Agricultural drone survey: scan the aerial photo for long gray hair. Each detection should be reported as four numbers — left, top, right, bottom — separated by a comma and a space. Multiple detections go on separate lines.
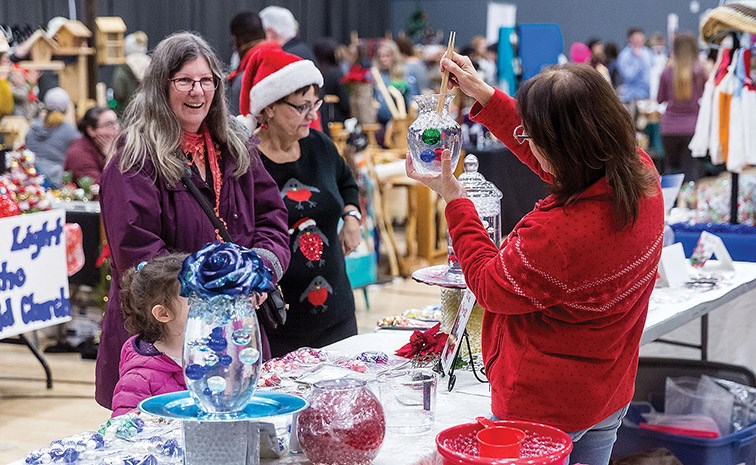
115, 32, 250, 185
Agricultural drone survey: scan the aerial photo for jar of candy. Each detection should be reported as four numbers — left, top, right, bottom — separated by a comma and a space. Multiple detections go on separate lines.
407, 93, 462, 175
297, 378, 386, 465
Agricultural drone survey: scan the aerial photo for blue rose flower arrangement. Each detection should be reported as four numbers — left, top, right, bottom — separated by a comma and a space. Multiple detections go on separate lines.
179, 241, 275, 299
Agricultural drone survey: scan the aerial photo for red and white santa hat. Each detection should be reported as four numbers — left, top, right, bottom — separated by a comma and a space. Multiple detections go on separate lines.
239, 46, 323, 121
289, 217, 316, 235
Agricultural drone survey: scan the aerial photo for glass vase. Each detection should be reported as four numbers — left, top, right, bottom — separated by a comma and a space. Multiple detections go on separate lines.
297, 379, 386, 465
407, 93, 462, 175
183, 295, 263, 416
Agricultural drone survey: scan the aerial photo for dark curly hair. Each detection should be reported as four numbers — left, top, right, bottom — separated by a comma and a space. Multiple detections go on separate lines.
120, 253, 188, 343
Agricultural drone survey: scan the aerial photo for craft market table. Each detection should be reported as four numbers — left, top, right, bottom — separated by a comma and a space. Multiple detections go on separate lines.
10, 262, 756, 465
641, 261, 756, 358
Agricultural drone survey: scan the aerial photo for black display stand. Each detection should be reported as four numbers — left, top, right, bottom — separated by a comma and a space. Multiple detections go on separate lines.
439, 330, 488, 391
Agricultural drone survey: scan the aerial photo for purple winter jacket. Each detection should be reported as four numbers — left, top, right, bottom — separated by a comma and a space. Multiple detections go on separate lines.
96, 142, 290, 410
111, 335, 186, 418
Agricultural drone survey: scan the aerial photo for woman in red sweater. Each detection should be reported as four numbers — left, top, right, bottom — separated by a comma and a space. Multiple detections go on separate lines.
408, 56, 664, 465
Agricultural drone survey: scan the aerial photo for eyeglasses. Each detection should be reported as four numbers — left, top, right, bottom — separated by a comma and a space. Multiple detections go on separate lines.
513, 125, 530, 145
283, 99, 323, 115
98, 120, 119, 129
170, 77, 218, 92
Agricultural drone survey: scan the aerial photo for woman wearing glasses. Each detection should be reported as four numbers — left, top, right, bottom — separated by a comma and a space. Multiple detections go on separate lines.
240, 48, 362, 357
63, 106, 119, 185
96, 32, 290, 411
407, 55, 664, 465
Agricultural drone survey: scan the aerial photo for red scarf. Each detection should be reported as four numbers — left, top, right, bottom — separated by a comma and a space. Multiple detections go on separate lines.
181, 123, 227, 240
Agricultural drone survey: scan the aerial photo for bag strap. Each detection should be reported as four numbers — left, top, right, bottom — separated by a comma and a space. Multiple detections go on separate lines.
181, 163, 232, 243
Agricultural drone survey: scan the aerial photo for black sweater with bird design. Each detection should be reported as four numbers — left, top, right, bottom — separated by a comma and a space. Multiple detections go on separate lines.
261, 130, 360, 354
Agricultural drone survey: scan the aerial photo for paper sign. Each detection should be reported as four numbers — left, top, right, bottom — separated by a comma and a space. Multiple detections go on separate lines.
690, 231, 735, 271
0, 210, 71, 339
657, 242, 689, 288
440, 288, 476, 376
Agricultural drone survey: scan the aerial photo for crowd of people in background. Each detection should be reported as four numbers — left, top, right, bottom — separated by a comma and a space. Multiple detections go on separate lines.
1, 10, 722, 186
1, 11, 745, 460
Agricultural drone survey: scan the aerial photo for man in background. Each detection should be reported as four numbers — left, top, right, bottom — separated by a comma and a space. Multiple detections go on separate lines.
227, 10, 267, 115
259, 6, 318, 67
617, 27, 653, 123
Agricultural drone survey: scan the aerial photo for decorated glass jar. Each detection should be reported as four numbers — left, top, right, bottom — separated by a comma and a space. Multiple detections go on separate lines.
447, 154, 503, 273
179, 241, 275, 416
407, 94, 461, 175
297, 379, 386, 465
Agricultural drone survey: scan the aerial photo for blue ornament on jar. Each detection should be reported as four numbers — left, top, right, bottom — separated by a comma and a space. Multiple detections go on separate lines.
419, 149, 436, 163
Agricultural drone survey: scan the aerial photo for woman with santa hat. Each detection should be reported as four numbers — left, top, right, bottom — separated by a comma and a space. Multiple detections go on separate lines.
240, 47, 362, 357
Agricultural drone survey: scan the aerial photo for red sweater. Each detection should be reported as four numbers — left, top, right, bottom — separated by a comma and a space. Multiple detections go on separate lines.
447, 89, 664, 432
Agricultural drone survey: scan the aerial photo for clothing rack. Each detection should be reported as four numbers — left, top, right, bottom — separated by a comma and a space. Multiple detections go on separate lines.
706, 30, 751, 224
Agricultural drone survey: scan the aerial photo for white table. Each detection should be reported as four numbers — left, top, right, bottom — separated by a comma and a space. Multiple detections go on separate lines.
641, 261, 756, 357
12, 262, 756, 465
267, 331, 491, 465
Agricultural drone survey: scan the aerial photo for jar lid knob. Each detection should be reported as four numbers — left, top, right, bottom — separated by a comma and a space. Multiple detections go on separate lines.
463, 154, 479, 173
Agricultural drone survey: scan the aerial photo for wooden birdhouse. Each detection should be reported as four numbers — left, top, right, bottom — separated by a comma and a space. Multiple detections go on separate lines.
95, 17, 127, 65
53, 20, 92, 55
21, 30, 57, 62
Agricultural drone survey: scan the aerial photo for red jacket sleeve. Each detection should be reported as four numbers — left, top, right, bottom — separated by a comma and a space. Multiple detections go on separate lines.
446, 198, 568, 314
64, 138, 105, 184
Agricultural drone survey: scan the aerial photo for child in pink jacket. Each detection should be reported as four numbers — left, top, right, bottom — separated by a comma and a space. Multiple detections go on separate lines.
111, 253, 189, 417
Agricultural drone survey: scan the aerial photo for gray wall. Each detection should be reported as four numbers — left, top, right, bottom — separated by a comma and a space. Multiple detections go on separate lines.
1, 0, 389, 64
388, 0, 721, 52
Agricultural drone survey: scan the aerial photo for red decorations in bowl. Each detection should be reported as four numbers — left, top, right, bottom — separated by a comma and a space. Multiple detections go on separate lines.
436, 419, 573, 465
297, 378, 385, 465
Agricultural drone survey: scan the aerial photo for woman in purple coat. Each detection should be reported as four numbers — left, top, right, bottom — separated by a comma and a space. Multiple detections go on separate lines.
97, 32, 290, 410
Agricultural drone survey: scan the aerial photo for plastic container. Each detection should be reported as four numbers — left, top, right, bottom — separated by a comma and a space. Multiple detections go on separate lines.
613, 402, 756, 465
670, 223, 756, 262
477, 426, 525, 458
436, 419, 572, 465
664, 376, 734, 436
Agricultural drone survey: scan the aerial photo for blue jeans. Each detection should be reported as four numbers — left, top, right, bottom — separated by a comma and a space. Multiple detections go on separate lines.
567, 404, 629, 465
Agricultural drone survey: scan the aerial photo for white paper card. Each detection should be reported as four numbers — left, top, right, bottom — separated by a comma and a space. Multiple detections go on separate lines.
711, 234, 735, 271
690, 231, 735, 271
440, 288, 476, 377
658, 242, 689, 288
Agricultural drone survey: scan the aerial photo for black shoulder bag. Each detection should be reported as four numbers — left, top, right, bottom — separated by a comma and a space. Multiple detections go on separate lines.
181, 164, 288, 330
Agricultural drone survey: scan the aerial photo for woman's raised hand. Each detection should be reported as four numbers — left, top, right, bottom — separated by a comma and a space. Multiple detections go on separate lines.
440, 52, 495, 106
405, 149, 467, 203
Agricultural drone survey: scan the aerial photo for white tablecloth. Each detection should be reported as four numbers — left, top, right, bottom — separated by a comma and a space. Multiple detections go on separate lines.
13, 263, 756, 465
266, 331, 491, 464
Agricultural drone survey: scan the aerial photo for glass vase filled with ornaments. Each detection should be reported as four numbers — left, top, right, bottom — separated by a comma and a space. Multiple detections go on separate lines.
407, 93, 462, 176
179, 241, 275, 416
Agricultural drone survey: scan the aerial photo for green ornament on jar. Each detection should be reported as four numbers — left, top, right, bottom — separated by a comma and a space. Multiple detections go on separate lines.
421, 128, 442, 145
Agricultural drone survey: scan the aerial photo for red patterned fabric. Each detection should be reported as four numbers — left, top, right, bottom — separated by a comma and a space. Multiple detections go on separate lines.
181, 124, 226, 240
447, 89, 665, 432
